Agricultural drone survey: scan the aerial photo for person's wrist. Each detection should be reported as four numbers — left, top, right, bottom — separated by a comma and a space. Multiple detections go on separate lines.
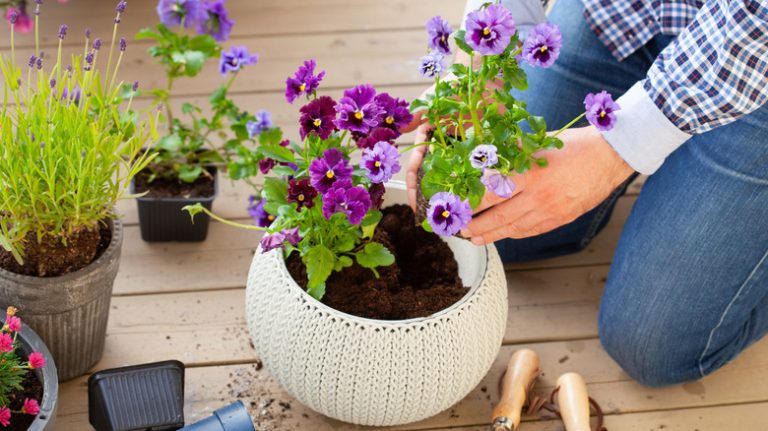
587, 125, 635, 183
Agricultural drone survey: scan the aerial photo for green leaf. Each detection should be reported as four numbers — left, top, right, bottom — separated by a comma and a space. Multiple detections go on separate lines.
172, 50, 207, 77
421, 218, 433, 233
355, 242, 395, 270
335, 233, 357, 253
334, 255, 354, 272
259, 144, 295, 164
468, 177, 486, 209
451, 63, 469, 77
178, 165, 203, 183
157, 134, 182, 152
527, 116, 547, 135
410, 98, 429, 113
503, 63, 528, 91
454, 30, 474, 55
182, 203, 206, 222
209, 85, 228, 106
135, 27, 162, 41
262, 177, 289, 207
305, 245, 335, 299
181, 102, 201, 115
360, 210, 383, 240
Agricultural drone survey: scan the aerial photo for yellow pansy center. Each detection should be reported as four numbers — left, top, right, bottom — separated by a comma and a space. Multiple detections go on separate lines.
354, 111, 364, 120
298, 83, 306, 92
599, 111, 606, 118
385, 116, 395, 125
483, 27, 491, 36
267, 215, 275, 221
374, 161, 382, 167
326, 170, 335, 179
441, 210, 451, 218
297, 194, 305, 202
313, 118, 322, 127
539, 46, 548, 53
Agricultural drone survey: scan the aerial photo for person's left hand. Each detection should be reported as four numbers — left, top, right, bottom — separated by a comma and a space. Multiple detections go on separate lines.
462, 125, 635, 245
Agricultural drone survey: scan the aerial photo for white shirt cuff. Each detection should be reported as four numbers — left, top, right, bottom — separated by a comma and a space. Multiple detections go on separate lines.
462, 0, 546, 36
601, 82, 691, 175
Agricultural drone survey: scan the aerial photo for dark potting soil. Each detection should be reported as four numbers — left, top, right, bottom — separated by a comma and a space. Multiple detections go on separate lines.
133, 168, 215, 199
287, 204, 468, 320
5, 369, 43, 431
0, 222, 111, 277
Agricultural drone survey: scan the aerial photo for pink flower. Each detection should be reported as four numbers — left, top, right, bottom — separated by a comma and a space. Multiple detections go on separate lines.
0, 333, 13, 353
5, 316, 21, 333
5, 7, 33, 33
28, 352, 46, 369
21, 399, 40, 416
0, 407, 9, 427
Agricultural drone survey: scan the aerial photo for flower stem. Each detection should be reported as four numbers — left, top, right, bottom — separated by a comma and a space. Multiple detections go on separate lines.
553, 112, 586, 137
398, 141, 431, 155
185, 205, 266, 231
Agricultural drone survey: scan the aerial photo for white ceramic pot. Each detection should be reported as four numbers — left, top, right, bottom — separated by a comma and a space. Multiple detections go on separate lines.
245, 181, 508, 426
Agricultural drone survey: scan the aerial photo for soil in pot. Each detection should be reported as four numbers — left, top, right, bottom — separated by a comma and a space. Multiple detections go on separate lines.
133, 167, 215, 199
287, 204, 468, 320
0, 222, 112, 277
4, 369, 43, 431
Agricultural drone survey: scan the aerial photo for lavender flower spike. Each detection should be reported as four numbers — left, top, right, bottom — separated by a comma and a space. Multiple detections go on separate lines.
465, 4, 516, 55
427, 192, 472, 236
116, 1, 127, 13
119, 37, 127, 51
132, 80, 139, 91
58, 24, 68, 39
93, 38, 102, 51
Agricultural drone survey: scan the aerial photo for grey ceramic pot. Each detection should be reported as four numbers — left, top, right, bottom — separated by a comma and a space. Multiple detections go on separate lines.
1, 311, 58, 430
0, 220, 122, 381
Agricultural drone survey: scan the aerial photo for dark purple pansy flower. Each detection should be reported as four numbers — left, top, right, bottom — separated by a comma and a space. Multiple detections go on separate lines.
219, 45, 258, 76
361, 141, 401, 184
368, 182, 386, 209
287, 178, 318, 211
356, 127, 398, 150
260, 232, 286, 252
465, 4, 515, 55
285, 59, 325, 103
247, 110, 272, 137
470, 144, 499, 169
283, 227, 301, 246
374, 93, 413, 134
322, 185, 372, 225
584, 91, 620, 131
156, 0, 202, 28
197, 0, 233, 42
299, 96, 337, 140
309, 148, 353, 193
247, 196, 275, 228
419, 51, 444, 78
334, 84, 385, 134
426, 15, 452, 54
481, 169, 516, 198
427, 192, 472, 236
522, 22, 562, 68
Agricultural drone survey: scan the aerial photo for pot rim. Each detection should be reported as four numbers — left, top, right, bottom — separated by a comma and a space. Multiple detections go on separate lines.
1, 311, 58, 428
260, 181, 491, 326
130, 166, 219, 203
0, 218, 123, 285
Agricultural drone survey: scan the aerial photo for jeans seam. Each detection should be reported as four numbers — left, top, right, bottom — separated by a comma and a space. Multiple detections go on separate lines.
697, 247, 768, 377
689, 144, 768, 186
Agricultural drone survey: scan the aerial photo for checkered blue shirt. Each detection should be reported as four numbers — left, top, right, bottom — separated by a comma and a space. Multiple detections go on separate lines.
583, 0, 768, 134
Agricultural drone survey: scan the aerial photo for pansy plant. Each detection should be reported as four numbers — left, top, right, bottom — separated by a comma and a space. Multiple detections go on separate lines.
414, 2, 620, 236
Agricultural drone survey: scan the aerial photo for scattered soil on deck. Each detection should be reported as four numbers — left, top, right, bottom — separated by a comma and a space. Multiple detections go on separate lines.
0, 222, 111, 277
134, 167, 215, 199
287, 204, 468, 320
5, 369, 44, 430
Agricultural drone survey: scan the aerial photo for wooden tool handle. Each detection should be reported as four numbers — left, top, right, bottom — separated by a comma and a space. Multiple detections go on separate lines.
491, 349, 541, 430
556, 372, 592, 431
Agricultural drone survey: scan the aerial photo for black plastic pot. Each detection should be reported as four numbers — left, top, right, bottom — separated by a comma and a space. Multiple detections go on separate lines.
131, 168, 218, 242
88, 360, 185, 431
180, 401, 255, 431
1, 311, 58, 431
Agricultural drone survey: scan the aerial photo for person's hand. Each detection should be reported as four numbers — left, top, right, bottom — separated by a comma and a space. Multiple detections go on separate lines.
462, 126, 635, 245
405, 122, 431, 211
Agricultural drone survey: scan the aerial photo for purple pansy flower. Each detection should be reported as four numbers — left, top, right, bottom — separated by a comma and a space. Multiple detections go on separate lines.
522, 22, 562, 68
374, 93, 413, 134
156, 0, 202, 28
283, 227, 302, 246
465, 4, 516, 55
219, 45, 258, 76
419, 51, 445, 78
334, 84, 385, 134
285, 59, 325, 103
427, 192, 472, 236
470, 144, 499, 169
584, 91, 620, 131
322, 185, 372, 225
309, 148, 353, 193
356, 127, 398, 150
197, 0, 234, 42
260, 232, 286, 252
361, 141, 401, 184
247, 196, 275, 227
247, 110, 272, 137
426, 15, 452, 54
481, 169, 516, 198
299, 96, 337, 140
287, 178, 318, 211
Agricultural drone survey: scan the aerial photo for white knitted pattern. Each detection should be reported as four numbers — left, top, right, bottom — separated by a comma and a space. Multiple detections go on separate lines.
245, 241, 507, 426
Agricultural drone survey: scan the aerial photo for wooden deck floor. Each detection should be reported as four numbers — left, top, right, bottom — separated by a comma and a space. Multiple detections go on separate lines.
6, 0, 768, 429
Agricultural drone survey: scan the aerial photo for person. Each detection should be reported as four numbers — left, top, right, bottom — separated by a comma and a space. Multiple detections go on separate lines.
405, 0, 768, 387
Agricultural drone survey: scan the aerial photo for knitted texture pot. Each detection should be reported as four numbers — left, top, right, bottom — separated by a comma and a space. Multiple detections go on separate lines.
0, 220, 122, 381
245, 182, 507, 426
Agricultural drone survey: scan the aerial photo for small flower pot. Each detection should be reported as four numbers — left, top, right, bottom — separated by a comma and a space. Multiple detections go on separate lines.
180, 401, 255, 431
1, 311, 59, 431
245, 182, 508, 426
131, 167, 218, 243
0, 220, 123, 381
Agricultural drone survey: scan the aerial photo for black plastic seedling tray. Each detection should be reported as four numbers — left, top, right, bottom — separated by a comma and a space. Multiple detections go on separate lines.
88, 360, 185, 431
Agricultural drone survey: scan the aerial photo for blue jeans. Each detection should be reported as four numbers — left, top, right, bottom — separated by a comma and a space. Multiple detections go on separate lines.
499, 0, 768, 386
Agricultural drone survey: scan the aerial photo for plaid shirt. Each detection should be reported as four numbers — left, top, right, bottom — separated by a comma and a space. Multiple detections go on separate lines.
583, 0, 768, 134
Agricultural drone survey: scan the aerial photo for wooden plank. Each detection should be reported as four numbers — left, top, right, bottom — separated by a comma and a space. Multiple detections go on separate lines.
6, 0, 466, 49
57, 338, 768, 430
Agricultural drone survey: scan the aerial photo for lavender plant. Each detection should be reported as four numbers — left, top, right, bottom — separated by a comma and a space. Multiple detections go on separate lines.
136, 0, 266, 185
0, 1, 156, 265
414, 3, 620, 236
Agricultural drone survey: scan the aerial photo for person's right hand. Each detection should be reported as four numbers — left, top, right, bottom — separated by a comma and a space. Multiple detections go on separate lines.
405, 122, 431, 211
